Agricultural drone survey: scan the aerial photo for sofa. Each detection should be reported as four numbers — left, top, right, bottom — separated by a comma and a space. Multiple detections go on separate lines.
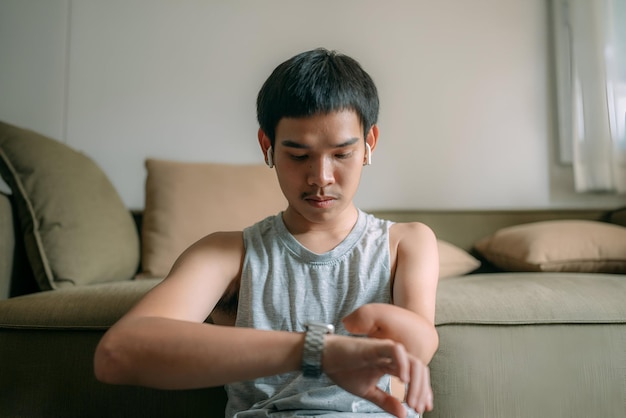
1, 120, 626, 418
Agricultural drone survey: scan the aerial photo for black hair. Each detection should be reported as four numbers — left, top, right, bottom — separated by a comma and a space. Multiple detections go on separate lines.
256, 48, 379, 145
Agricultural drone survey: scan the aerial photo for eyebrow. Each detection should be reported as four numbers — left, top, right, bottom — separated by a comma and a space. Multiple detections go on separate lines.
280, 137, 360, 149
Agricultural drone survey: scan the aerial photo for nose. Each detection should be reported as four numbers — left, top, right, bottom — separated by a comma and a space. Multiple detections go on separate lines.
307, 156, 335, 187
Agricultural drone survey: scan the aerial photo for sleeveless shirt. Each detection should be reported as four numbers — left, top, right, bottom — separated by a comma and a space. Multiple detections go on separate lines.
225, 210, 417, 417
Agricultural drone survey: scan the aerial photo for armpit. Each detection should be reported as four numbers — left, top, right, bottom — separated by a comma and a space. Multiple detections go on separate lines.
210, 277, 239, 325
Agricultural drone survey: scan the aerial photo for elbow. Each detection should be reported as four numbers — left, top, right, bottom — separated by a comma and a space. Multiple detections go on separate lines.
413, 323, 439, 365
426, 327, 439, 364
93, 331, 133, 385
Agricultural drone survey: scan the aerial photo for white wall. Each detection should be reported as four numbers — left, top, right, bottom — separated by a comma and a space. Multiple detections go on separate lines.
0, 0, 68, 139
1, 0, 625, 210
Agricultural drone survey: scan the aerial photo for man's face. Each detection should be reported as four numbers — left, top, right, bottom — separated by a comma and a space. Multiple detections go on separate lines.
270, 109, 373, 226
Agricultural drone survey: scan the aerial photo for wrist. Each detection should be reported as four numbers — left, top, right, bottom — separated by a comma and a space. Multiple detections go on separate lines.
302, 322, 334, 378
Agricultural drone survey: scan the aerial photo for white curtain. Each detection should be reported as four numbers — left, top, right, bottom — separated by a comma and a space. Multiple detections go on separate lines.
553, 0, 626, 194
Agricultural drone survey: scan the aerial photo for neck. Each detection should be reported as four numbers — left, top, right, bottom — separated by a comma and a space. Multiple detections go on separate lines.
281, 205, 359, 253
282, 205, 358, 233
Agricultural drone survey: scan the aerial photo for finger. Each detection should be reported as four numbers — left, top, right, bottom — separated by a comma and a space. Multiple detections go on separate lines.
366, 387, 407, 418
405, 361, 433, 414
424, 367, 434, 411
405, 367, 420, 412
388, 341, 410, 383
369, 341, 409, 383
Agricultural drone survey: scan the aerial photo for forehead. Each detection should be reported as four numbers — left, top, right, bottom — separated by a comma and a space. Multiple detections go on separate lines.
275, 110, 363, 146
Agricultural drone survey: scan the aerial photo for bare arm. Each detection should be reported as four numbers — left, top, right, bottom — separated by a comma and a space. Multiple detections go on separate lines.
343, 222, 439, 362
94, 231, 416, 417
341, 222, 439, 414
95, 231, 305, 388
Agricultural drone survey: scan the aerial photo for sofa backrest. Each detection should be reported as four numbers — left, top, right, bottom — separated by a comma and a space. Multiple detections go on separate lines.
370, 208, 614, 250
2, 186, 624, 299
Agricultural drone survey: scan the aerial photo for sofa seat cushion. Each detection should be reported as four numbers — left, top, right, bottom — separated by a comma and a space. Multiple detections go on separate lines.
4, 273, 624, 331
435, 272, 626, 326
0, 279, 161, 329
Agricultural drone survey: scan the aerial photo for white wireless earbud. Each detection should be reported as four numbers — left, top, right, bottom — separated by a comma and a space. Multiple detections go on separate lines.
266, 146, 274, 168
364, 143, 372, 166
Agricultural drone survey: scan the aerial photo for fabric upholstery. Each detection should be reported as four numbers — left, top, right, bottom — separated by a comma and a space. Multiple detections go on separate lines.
139, 159, 481, 279
429, 272, 626, 417
0, 328, 227, 417
435, 272, 626, 325
474, 220, 626, 273
140, 159, 287, 278
437, 240, 480, 278
0, 279, 161, 328
429, 323, 626, 418
0, 121, 140, 290
371, 209, 609, 250
0, 193, 14, 299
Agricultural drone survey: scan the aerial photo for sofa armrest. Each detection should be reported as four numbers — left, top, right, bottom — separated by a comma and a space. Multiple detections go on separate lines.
0, 193, 13, 299
0, 192, 39, 299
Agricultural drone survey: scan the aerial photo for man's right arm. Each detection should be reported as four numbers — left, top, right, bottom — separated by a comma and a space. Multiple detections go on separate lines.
94, 231, 307, 389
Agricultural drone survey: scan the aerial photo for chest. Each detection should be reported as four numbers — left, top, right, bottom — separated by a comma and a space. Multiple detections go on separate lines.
237, 246, 392, 334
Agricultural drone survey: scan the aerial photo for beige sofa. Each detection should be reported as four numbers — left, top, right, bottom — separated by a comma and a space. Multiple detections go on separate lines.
1, 120, 626, 417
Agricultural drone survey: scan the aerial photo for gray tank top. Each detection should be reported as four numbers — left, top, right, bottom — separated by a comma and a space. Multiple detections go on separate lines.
225, 209, 406, 417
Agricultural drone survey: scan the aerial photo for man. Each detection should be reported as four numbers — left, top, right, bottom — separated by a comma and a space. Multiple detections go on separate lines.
95, 48, 439, 417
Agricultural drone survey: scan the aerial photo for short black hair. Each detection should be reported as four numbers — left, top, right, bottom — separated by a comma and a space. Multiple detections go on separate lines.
257, 48, 379, 145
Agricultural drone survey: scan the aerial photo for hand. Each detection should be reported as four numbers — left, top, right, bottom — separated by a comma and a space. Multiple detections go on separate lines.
341, 304, 435, 415
322, 335, 433, 417
323, 334, 408, 417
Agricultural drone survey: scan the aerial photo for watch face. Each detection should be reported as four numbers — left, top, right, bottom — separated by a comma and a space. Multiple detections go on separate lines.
305, 321, 335, 334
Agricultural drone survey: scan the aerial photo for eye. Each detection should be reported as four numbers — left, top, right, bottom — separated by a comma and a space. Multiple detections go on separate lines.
336, 151, 353, 159
290, 154, 308, 161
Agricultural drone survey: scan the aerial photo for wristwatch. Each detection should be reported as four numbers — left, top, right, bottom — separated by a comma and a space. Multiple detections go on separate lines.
302, 321, 335, 378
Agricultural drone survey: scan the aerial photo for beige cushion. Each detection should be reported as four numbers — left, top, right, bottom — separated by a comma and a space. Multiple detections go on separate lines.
140, 157, 480, 279
0, 121, 140, 290
438, 240, 480, 278
140, 159, 287, 278
474, 220, 626, 273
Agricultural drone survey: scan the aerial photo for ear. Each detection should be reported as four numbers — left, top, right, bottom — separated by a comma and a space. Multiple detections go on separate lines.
258, 129, 273, 165
365, 124, 379, 153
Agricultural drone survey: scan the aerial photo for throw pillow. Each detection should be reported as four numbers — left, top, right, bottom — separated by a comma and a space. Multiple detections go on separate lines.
437, 240, 480, 278
474, 220, 626, 273
0, 121, 140, 290
140, 159, 287, 278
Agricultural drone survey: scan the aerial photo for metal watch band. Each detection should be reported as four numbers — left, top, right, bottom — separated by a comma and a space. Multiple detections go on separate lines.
302, 322, 334, 378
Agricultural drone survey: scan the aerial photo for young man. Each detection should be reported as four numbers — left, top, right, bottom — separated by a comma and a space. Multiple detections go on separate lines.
94, 48, 439, 417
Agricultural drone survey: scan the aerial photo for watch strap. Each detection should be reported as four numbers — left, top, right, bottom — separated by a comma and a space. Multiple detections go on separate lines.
302, 322, 334, 378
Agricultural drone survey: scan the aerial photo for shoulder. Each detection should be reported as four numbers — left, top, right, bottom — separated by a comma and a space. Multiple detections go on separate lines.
167, 230, 245, 288
242, 214, 280, 240
388, 221, 438, 289
388, 222, 439, 319
389, 221, 437, 249
121, 230, 246, 324
179, 230, 245, 260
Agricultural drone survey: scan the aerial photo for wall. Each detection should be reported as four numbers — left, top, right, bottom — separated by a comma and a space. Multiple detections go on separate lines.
1, 0, 625, 211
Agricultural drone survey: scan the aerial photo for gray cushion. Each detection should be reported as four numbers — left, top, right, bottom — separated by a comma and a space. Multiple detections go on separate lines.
0, 121, 139, 290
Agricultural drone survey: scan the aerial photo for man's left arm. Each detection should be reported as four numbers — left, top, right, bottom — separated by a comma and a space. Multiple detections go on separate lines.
342, 222, 439, 364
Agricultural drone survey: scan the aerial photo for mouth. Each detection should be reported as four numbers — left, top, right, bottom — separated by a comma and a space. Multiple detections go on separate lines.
303, 194, 337, 209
